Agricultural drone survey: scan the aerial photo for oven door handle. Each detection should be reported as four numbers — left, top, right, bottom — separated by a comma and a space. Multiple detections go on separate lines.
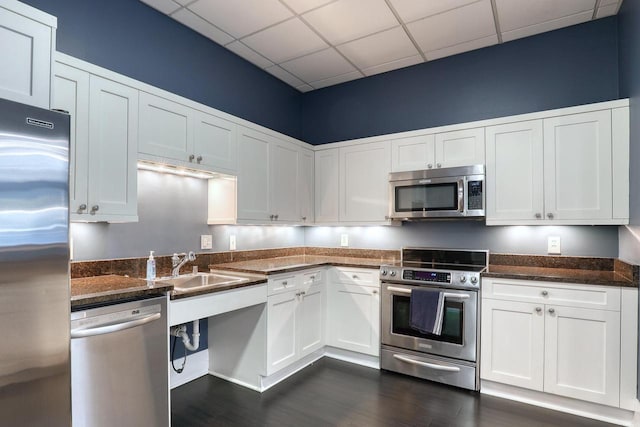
393, 354, 461, 372
386, 286, 471, 300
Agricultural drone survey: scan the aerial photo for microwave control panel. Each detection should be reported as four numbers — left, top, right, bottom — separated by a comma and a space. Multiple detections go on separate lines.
467, 180, 483, 210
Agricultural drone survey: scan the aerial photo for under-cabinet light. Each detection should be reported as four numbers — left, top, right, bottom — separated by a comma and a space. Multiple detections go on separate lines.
137, 160, 233, 180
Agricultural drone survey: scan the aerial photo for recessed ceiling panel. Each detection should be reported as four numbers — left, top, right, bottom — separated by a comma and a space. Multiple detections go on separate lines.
242, 18, 328, 63
281, 48, 357, 83
362, 55, 423, 77
188, 0, 293, 38
337, 26, 419, 70
388, 0, 481, 23
311, 70, 362, 89
225, 41, 274, 69
141, 0, 181, 15
502, 11, 592, 42
496, 0, 596, 32
171, 8, 234, 46
264, 65, 306, 87
426, 35, 498, 61
281, 0, 336, 14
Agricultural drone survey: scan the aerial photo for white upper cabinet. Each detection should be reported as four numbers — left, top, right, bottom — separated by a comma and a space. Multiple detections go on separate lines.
340, 142, 391, 223
391, 128, 484, 172
299, 149, 314, 224
53, 62, 138, 222
0, 0, 55, 109
138, 92, 237, 174
543, 111, 612, 221
314, 148, 340, 223
270, 139, 299, 223
237, 126, 272, 222
486, 108, 626, 225
486, 120, 544, 221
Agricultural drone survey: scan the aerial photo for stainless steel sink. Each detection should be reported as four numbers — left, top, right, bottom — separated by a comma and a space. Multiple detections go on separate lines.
158, 272, 249, 292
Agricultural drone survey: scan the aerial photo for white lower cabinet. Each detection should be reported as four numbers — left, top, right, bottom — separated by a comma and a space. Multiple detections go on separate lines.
481, 278, 622, 407
326, 268, 380, 356
265, 269, 326, 376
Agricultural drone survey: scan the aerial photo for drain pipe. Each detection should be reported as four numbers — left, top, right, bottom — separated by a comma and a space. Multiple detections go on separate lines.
174, 321, 200, 351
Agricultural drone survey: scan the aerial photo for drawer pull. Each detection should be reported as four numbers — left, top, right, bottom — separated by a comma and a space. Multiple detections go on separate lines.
535, 307, 542, 313
352, 275, 358, 279
548, 308, 555, 314
310, 275, 315, 280
282, 281, 288, 286
541, 290, 548, 296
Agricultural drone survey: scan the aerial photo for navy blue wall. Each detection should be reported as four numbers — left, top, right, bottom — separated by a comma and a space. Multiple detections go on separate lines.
22, 0, 303, 140
301, 18, 620, 145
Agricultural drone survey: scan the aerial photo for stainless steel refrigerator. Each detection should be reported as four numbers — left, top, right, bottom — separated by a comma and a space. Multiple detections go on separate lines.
0, 97, 71, 426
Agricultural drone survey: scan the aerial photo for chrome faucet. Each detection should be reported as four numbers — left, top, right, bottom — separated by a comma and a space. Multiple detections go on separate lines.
171, 251, 196, 277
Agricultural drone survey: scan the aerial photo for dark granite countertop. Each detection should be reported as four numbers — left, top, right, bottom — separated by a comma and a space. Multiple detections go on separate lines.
70, 275, 173, 308
484, 254, 638, 288
211, 255, 396, 275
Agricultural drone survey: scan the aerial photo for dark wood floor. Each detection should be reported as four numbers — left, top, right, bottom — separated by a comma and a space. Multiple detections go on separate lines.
171, 358, 613, 427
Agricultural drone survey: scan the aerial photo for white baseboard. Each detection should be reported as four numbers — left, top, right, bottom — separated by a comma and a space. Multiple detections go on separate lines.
170, 350, 209, 389
481, 380, 636, 426
208, 371, 262, 392
259, 350, 325, 392
324, 346, 380, 369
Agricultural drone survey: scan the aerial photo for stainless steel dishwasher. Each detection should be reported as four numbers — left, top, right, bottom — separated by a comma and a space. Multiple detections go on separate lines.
71, 296, 169, 427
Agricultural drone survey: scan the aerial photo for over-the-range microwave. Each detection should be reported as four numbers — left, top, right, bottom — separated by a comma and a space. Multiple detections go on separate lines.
388, 164, 485, 220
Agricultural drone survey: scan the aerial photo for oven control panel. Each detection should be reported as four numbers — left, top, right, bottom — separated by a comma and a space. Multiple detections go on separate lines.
380, 267, 481, 289
402, 269, 450, 283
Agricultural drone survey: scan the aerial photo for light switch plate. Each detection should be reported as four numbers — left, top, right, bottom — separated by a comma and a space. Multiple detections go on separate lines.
200, 234, 213, 250
548, 236, 561, 255
230, 235, 237, 251
341, 234, 349, 247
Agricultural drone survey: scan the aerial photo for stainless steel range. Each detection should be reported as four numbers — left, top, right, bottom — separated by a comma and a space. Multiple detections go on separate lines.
380, 247, 488, 391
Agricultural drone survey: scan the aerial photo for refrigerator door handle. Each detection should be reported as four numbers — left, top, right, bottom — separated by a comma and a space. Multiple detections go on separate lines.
71, 312, 161, 339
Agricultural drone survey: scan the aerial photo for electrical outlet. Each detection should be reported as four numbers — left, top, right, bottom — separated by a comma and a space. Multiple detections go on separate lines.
230, 235, 236, 251
548, 236, 561, 255
341, 234, 349, 247
200, 234, 213, 250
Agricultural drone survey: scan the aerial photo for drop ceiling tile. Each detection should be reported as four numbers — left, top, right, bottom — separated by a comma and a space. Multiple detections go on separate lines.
310, 70, 361, 89
407, 0, 496, 53
501, 11, 592, 42
362, 55, 422, 76
388, 0, 480, 23
174, 0, 194, 5
495, 0, 595, 32
281, 48, 356, 83
303, 0, 398, 45
425, 34, 497, 61
596, 4, 620, 18
225, 41, 274, 69
296, 84, 315, 92
337, 26, 419, 70
265, 65, 306, 86
188, 0, 293, 38
242, 18, 328, 63
140, 0, 181, 15
599, 0, 619, 5
171, 8, 235, 45
282, 0, 336, 14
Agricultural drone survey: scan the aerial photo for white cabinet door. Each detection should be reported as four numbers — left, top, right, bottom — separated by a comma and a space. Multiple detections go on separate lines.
480, 299, 544, 391
138, 92, 192, 161
339, 142, 390, 222
544, 305, 620, 406
53, 63, 90, 220
87, 76, 138, 219
298, 283, 325, 358
266, 291, 298, 376
435, 128, 485, 168
327, 283, 379, 356
391, 134, 435, 172
314, 149, 339, 223
193, 111, 237, 173
270, 140, 299, 223
543, 111, 612, 221
299, 148, 314, 224
0, 3, 54, 108
486, 120, 544, 222
237, 127, 271, 221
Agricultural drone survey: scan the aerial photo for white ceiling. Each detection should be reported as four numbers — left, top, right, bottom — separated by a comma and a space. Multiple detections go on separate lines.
140, 0, 624, 93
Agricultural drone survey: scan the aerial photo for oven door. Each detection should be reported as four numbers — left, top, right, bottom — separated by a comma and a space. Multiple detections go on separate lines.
381, 282, 477, 362
389, 176, 464, 219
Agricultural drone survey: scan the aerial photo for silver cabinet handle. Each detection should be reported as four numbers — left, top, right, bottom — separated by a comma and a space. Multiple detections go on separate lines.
352, 275, 358, 279
436, 163, 442, 168
302, 216, 307, 221
300, 291, 306, 296
427, 163, 433, 169
393, 354, 460, 372
547, 213, 554, 219
78, 204, 87, 213
196, 155, 203, 163
372, 290, 378, 294
310, 275, 315, 280
188, 154, 195, 162
535, 213, 542, 219
269, 214, 274, 220
71, 312, 161, 339
275, 214, 279, 220
295, 292, 301, 297
90, 205, 99, 214
535, 307, 542, 313
541, 290, 548, 296
282, 281, 288, 286
548, 308, 555, 314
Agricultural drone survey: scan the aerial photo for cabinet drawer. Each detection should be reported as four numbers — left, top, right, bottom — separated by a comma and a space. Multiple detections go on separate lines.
331, 267, 379, 287
267, 274, 299, 295
301, 269, 324, 286
482, 278, 620, 311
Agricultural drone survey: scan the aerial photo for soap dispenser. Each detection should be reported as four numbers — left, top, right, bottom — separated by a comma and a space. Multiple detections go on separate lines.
146, 251, 156, 281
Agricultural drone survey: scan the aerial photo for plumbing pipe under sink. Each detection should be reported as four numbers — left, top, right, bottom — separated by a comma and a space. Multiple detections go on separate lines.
173, 320, 200, 352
